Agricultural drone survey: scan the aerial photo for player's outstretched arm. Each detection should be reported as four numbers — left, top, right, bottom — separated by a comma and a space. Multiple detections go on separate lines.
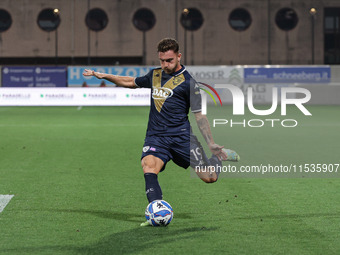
194, 111, 228, 161
82, 69, 137, 88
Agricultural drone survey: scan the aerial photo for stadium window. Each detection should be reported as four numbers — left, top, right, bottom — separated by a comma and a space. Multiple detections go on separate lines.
37, 8, 61, 32
133, 8, 156, 31
324, 8, 340, 64
275, 8, 298, 31
180, 8, 204, 31
228, 8, 252, 31
0, 9, 12, 32
85, 8, 108, 31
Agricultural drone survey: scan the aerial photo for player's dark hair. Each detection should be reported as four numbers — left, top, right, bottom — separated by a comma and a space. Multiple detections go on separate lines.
157, 38, 179, 53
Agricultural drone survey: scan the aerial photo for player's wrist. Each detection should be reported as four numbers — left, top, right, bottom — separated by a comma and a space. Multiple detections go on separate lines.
93, 71, 104, 79
208, 141, 215, 147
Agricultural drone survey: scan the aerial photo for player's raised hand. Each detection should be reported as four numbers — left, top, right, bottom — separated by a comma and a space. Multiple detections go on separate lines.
82, 69, 95, 77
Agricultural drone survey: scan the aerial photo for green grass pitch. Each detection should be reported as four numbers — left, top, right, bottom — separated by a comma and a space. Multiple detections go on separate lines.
0, 105, 339, 254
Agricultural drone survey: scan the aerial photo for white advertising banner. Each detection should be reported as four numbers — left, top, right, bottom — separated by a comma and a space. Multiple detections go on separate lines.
186, 66, 294, 104
0, 88, 150, 106
186, 65, 244, 86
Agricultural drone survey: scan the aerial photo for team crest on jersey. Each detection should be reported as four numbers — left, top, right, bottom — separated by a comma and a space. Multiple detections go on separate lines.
173, 76, 184, 86
152, 87, 173, 100
143, 146, 150, 152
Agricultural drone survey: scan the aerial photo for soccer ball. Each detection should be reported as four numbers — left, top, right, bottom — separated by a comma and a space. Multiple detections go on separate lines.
145, 200, 173, 226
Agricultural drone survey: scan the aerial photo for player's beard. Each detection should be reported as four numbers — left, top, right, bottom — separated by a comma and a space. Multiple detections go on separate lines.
163, 62, 180, 74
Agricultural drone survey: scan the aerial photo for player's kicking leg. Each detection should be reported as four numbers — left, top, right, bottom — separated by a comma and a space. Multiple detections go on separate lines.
201, 148, 240, 182
194, 149, 240, 183
190, 134, 240, 183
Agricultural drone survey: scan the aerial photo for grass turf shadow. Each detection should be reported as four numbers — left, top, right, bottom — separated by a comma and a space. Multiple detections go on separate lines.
19, 208, 193, 223
49, 208, 193, 223
0, 226, 219, 255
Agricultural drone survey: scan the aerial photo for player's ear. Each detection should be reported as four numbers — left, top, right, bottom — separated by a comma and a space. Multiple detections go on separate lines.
177, 53, 182, 61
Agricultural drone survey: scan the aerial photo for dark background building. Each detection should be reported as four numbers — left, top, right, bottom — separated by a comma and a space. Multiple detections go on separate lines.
0, 0, 339, 66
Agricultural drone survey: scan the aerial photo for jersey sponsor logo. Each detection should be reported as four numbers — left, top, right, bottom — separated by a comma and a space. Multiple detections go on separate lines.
152, 87, 173, 100
143, 146, 150, 152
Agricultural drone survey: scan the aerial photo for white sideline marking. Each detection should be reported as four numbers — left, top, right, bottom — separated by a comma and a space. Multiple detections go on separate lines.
0, 195, 14, 213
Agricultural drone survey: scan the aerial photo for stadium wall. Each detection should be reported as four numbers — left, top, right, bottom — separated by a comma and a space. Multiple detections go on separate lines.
0, 0, 340, 65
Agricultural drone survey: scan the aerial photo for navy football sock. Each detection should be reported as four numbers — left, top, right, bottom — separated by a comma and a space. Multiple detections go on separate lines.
144, 173, 163, 203
209, 154, 222, 178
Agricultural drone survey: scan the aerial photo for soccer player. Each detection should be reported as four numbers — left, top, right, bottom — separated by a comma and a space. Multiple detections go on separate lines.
83, 38, 240, 226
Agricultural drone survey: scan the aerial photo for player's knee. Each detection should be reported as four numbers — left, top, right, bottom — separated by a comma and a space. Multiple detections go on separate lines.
141, 157, 158, 173
201, 177, 217, 183
142, 160, 154, 172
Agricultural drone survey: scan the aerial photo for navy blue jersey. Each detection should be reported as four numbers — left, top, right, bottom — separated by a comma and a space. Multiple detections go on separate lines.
135, 65, 201, 136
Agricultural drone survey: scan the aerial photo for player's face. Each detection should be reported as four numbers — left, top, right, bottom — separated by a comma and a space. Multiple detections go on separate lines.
159, 50, 182, 74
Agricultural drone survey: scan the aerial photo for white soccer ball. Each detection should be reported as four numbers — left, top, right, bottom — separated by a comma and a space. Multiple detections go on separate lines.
145, 200, 173, 226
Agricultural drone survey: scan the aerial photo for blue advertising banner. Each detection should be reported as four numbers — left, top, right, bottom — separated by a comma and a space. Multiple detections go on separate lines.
244, 67, 331, 84
2, 67, 34, 87
68, 66, 155, 86
1, 66, 67, 87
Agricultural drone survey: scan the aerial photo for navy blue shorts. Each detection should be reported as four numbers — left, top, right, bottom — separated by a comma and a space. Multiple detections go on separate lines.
141, 134, 210, 171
